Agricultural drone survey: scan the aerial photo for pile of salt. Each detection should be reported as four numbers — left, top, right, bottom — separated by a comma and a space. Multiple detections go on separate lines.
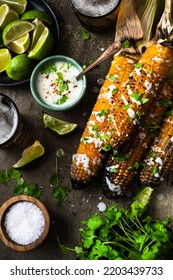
4, 201, 45, 246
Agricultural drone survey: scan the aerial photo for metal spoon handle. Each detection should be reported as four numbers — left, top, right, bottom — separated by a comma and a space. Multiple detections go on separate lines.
76, 41, 121, 80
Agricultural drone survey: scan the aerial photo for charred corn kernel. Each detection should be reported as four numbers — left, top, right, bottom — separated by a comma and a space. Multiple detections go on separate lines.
70, 56, 136, 188
98, 43, 173, 152
102, 81, 173, 198
140, 113, 173, 186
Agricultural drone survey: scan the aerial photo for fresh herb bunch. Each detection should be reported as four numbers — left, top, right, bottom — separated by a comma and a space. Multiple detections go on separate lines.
59, 187, 173, 260
0, 168, 42, 198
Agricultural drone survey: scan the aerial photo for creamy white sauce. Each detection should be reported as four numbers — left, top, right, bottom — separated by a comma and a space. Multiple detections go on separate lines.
36, 61, 83, 108
105, 176, 122, 194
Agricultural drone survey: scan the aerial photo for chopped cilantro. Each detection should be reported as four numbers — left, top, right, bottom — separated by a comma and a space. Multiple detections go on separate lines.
152, 166, 158, 175
81, 137, 91, 142
128, 161, 141, 170
97, 108, 108, 117
133, 63, 144, 69
124, 104, 130, 110
121, 39, 130, 49
112, 87, 118, 95
147, 68, 153, 74
56, 95, 68, 105
109, 74, 117, 81
41, 62, 57, 74
130, 92, 149, 105
108, 115, 114, 121
149, 152, 156, 158
102, 143, 111, 151
79, 30, 90, 40
55, 72, 69, 95
110, 167, 118, 173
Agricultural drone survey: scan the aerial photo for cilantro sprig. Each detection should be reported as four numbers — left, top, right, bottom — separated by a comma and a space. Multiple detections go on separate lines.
50, 149, 69, 206
0, 168, 42, 198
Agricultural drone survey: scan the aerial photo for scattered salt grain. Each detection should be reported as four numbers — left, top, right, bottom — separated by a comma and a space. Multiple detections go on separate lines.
97, 78, 104, 86
93, 86, 99, 94
4, 201, 45, 246
156, 193, 164, 201
97, 202, 107, 212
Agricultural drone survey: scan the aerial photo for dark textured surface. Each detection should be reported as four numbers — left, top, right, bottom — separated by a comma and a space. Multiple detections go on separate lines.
0, 0, 173, 260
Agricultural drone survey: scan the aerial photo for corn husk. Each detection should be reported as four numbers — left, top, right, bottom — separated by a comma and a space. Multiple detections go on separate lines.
135, 0, 165, 52
155, 0, 173, 43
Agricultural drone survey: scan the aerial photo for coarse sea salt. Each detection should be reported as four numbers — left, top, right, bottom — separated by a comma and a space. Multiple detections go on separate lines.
4, 201, 45, 246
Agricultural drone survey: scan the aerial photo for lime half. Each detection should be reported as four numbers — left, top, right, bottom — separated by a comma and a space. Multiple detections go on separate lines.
43, 113, 78, 135
13, 140, 45, 168
6, 54, 36, 80
2, 20, 35, 46
21, 9, 53, 25
0, 48, 11, 73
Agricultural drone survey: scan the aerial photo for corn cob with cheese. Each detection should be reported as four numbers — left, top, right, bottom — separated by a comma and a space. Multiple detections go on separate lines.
102, 81, 173, 198
140, 112, 173, 187
98, 43, 173, 152
70, 56, 136, 188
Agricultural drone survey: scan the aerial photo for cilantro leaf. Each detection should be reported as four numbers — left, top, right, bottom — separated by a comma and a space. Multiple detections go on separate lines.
0, 170, 10, 184
0, 168, 42, 198
42, 62, 57, 74
79, 30, 90, 40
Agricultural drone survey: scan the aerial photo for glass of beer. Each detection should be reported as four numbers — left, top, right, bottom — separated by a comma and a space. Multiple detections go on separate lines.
69, 0, 120, 32
0, 93, 22, 148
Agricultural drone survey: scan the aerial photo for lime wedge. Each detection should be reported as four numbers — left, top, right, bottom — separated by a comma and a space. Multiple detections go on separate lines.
43, 113, 78, 135
2, 20, 35, 46
8, 33, 30, 54
28, 26, 54, 61
13, 140, 45, 169
30, 19, 45, 50
21, 9, 53, 25
0, 0, 27, 15
131, 187, 154, 217
0, 4, 19, 30
0, 48, 11, 73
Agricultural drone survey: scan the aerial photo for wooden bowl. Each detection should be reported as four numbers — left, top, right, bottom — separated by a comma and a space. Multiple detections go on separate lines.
0, 195, 50, 251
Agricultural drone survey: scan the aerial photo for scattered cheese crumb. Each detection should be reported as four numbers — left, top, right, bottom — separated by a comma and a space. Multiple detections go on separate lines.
97, 202, 107, 212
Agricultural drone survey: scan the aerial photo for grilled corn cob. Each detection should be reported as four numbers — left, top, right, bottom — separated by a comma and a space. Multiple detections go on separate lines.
70, 56, 136, 188
140, 112, 173, 186
102, 81, 173, 198
98, 43, 173, 152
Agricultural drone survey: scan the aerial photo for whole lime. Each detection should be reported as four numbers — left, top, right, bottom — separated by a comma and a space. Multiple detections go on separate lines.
6, 54, 36, 80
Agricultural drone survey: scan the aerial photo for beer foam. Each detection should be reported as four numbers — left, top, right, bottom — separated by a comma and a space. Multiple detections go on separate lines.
71, 0, 119, 17
0, 95, 18, 145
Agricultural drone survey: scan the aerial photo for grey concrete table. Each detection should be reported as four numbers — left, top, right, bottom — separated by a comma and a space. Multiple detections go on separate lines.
0, 0, 173, 260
